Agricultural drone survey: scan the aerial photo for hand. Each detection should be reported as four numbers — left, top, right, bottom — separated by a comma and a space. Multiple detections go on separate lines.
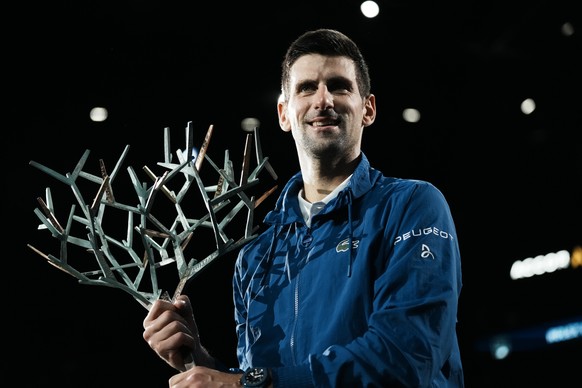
169, 366, 242, 388
143, 294, 199, 372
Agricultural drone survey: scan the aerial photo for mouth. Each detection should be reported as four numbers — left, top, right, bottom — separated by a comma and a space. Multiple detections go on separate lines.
308, 117, 340, 128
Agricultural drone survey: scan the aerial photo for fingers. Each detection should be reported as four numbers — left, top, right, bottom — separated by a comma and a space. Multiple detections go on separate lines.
144, 298, 174, 326
143, 296, 192, 332
143, 297, 197, 371
169, 366, 243, 387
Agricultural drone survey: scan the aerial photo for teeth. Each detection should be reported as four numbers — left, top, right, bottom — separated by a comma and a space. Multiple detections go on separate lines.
312, 121, 333, 127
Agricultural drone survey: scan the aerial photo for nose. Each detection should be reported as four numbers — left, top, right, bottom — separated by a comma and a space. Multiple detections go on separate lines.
313, 85, 333, 110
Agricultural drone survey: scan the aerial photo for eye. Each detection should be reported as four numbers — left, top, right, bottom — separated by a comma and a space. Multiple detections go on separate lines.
327, 78, 353, 94
297, 81, 317, 94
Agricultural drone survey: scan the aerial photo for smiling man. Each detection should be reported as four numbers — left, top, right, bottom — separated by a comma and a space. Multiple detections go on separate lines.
144, 28, 465, 388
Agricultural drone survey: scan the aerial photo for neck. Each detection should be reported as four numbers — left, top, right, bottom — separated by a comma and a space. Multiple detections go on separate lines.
299, 153, 360, 203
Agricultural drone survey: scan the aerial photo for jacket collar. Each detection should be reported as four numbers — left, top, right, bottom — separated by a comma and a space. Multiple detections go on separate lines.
264, 152, 379, 226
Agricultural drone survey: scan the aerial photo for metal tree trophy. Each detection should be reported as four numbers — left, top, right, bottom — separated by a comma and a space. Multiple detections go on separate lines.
27, 121, 278, 313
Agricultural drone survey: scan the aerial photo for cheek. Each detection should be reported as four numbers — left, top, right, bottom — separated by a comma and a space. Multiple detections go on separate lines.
285, 105, 302, 125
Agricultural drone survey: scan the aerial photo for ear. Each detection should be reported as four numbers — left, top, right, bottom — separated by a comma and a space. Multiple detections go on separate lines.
277, 97, 292, 132
362, 94, 376, 127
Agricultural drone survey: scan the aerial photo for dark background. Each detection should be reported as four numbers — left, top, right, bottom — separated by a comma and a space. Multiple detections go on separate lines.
9, 1, 581, 387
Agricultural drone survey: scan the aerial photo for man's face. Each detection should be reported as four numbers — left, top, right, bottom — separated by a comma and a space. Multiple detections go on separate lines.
278, 54, 375, 160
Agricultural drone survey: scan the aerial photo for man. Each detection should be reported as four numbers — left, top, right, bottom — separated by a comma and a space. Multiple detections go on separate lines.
143, 28, 465, 387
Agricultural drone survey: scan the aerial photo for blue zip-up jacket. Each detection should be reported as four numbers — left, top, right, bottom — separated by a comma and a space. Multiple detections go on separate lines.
233, 153, 464, 387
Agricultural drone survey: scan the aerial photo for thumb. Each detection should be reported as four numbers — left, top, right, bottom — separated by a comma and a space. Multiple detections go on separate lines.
173, 294, 199, 370
173, 294, 199, 336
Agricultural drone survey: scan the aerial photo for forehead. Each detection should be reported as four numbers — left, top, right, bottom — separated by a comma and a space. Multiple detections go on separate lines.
289, 54, 357, 84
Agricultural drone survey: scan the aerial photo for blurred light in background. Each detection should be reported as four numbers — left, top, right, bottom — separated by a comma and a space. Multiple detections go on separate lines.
360, 1, 380, 18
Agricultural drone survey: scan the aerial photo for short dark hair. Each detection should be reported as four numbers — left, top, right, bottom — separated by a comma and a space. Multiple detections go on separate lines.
280, 29, 371, 101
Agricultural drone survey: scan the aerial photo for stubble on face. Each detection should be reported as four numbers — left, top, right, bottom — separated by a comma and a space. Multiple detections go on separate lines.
286, 55, 366, 163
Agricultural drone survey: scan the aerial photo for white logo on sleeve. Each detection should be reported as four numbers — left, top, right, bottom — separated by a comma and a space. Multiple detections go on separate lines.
421, 244, 435, 260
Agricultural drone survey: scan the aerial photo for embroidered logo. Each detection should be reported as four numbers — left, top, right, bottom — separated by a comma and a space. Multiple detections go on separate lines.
336, 238, 360, 253
393, 226, 454, 245
421, 244, 435, 260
